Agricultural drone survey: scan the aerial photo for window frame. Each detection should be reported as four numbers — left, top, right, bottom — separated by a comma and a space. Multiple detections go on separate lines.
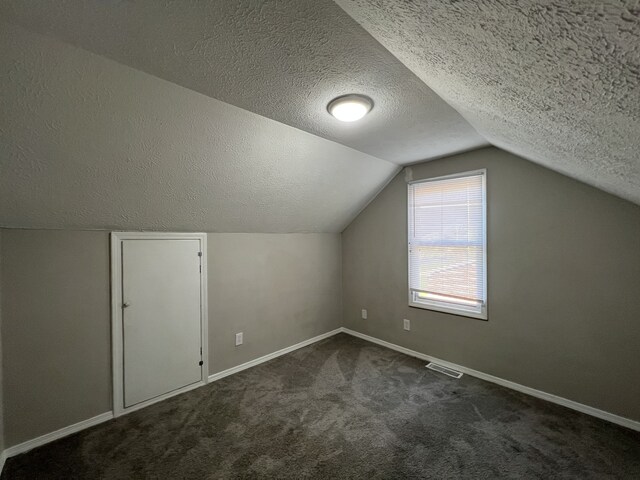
407, 169, 488, 320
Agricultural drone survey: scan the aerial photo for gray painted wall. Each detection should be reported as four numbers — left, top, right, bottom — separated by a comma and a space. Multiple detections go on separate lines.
208, 234, 342, 373
1, 230, 112, 448
0, 230, 341, 447
342, 147, 640, 421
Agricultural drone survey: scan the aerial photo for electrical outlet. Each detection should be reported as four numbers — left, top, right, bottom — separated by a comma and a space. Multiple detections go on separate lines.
235, 332, 243, 346
403, 319, 410, 331
361, 309, 368, 320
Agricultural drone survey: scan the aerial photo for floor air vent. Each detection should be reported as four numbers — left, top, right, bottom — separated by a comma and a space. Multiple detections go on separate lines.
426, 362, 463, 379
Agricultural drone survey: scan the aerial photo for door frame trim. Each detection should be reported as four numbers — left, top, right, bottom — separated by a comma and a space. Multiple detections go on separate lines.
110, 231, 209, 417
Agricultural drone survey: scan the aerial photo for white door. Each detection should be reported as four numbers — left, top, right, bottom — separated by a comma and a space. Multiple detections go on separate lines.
121, 239, 203, 408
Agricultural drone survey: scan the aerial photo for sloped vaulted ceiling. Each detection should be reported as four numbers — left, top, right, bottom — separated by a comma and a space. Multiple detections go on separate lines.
0, 22, 398, 232
1, 0, 638, 233
0, 0, 486, 232
336, 0, 640, 205
0, 0, 486, 163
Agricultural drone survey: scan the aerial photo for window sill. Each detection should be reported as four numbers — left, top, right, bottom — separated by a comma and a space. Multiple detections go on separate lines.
408, 300, 488, 321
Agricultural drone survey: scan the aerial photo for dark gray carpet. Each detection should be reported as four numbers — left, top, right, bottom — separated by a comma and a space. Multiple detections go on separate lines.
3, 333, 640, 479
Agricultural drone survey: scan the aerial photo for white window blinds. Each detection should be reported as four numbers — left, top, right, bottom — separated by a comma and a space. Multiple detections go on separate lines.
408, 170, 487, 319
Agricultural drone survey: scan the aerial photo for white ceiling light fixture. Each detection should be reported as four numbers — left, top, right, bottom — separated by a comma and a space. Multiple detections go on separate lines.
328, 94, 373, 122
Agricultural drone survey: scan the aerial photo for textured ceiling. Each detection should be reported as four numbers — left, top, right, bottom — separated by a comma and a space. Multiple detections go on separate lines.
336, 0, 640, 205
0, 0, 486, 164
2, 1, 636, 235
0, 23, 398, 232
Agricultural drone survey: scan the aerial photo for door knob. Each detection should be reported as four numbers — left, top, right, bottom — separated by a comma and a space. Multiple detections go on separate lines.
122, 302, 131, 308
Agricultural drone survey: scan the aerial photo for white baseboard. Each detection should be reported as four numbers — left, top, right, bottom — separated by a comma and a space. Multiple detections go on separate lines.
342, 328, 640, 432
208, 328, 343, 383
4, 411, 114, 459
0, 450, 6, 475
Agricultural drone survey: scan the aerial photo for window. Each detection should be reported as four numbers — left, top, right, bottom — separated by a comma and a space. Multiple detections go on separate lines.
408, 170, 487, 319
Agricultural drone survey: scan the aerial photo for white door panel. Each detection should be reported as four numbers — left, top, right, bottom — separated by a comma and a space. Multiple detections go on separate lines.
122, 239, 202, 407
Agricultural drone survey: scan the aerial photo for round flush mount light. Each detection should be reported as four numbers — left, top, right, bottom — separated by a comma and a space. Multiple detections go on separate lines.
327, 94, 373, 122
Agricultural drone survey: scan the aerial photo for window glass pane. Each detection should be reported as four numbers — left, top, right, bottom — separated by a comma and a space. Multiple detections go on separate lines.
408, 171, 486, 317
